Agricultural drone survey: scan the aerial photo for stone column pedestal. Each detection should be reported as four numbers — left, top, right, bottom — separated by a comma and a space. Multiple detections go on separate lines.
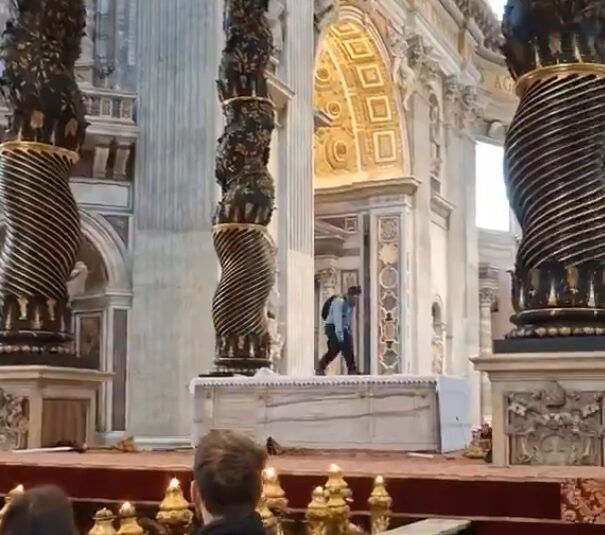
0, 366, 111, 450
473, 351, 605, 466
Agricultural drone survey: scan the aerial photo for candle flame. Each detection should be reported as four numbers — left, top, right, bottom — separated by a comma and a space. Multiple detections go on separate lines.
168, 478, 180, 491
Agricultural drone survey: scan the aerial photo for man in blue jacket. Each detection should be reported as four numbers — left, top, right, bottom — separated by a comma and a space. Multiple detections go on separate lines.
315, 286, 362, 375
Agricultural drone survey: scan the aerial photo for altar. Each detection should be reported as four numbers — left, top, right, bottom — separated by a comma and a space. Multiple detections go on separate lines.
190, 375, 471, 452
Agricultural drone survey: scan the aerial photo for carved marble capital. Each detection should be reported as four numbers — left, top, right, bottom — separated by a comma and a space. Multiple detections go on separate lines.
316, 266, 339, 290
314, 0, 339, 45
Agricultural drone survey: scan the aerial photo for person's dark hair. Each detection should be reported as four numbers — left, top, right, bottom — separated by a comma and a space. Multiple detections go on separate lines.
0, 485, 77, 535
193, 430, 267, 516
347, 286, 362, 296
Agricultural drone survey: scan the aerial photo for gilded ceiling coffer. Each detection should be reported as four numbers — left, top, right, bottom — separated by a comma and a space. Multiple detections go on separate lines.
0, 1, 88, 364
212, 0, 276, 374
502, 0, 605, 339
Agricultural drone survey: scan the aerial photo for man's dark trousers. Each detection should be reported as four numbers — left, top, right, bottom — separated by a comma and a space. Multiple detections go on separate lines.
316, 324, 358, 374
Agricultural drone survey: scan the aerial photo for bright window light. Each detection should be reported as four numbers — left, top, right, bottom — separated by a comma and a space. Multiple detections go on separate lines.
476, 142, 510, 232
487, 0, 507, 19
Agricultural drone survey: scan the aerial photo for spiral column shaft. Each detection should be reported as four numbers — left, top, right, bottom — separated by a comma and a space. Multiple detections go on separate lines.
0, 0, 88, 365
211, 0, 276, 374
505, 66, 605, 337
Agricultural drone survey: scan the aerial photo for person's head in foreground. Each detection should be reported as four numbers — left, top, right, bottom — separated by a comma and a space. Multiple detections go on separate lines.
192, 430, 267, 533
0, 485, 77, 535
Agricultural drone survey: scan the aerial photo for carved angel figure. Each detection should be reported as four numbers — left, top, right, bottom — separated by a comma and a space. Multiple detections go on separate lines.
265, 0, 286, 56
388, 27, 415, 110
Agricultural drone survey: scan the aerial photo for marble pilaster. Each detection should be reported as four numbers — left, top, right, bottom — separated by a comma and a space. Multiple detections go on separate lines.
478, 266, 498, 423
410, 92, 434, 374
368, 196, 414, 375
315, 261, 341, 375
128, 0, 223, 438
277, 0, 316, 376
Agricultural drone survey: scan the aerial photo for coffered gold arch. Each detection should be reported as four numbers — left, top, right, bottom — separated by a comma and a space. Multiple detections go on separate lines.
314, 19, 407, 189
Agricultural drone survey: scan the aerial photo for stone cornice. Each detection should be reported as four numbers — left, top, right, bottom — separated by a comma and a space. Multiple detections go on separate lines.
267, 72, 294, 111
315, 176, 420, 204
431, 190, 455, 219
190, 374, 438, 390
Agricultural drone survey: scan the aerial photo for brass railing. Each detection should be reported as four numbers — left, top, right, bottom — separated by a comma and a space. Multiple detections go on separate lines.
0, 464, 392, 535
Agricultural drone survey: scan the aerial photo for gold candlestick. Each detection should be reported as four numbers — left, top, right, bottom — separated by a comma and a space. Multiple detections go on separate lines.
156, 478, 194, 535
117, 502, 143, 535
367, 476, 392, 534
88, 508, 117, 535
0, 485, 24, 524
305, 486, 328, 535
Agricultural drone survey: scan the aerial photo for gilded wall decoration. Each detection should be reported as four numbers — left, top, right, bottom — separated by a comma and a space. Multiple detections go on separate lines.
377, 215, 401, 374
561, 479, 605, 524
506, 382, 603, 466
314, 19, 405, 184
0, 388, 28, 451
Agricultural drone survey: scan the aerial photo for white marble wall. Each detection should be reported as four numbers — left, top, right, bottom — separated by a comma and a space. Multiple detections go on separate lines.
128, 0, 223, 437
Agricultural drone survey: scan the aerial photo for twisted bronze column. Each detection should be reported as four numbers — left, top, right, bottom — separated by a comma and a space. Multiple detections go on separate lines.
0, 0, 88, 364
212, 0, 276, 374
502, 0, 605, 339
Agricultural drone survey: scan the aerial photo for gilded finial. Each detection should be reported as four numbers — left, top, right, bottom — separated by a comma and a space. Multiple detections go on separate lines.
117, 502, 143, 535
368, 476, 392, 534
325, 464, 351, 501
262, 467, 288, 511
0, 485, 24, 524
257, 496, 278, 535
156, 478, 193, 534
88, 508, 117, 535
306, 487, 328, 535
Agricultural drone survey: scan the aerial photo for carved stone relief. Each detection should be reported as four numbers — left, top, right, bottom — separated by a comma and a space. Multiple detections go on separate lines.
506, 382, 603, 466
377, 215, 401, 374
0, 389, 29, 451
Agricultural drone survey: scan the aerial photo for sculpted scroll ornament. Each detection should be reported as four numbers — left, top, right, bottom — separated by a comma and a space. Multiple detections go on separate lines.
0, 389, 28, 450
314, 0, 339, 39
506, 382, 603, 466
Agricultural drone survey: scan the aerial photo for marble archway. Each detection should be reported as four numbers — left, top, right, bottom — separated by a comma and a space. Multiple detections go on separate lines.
313, 12, 410, 374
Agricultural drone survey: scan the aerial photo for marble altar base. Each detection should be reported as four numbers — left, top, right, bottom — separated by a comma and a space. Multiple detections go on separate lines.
0, 366, 112, 450
473, 351, 605, 467
190, 375, 471, 452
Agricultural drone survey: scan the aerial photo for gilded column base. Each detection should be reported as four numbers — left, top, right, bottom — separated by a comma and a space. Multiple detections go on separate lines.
509, 261, 605, 339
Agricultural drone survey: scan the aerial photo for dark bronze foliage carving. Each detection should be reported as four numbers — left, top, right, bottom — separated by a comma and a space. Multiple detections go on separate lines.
212, 0, 276, 373
0, 0, 90, 366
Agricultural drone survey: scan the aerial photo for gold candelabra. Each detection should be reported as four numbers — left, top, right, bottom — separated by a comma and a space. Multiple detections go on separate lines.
156, 478, 194, 535
367, 476, 392, 534
117, 502, 144, 535
324, 465, 353, 535
88, 508, 118, 535
0, 484, 24, 524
